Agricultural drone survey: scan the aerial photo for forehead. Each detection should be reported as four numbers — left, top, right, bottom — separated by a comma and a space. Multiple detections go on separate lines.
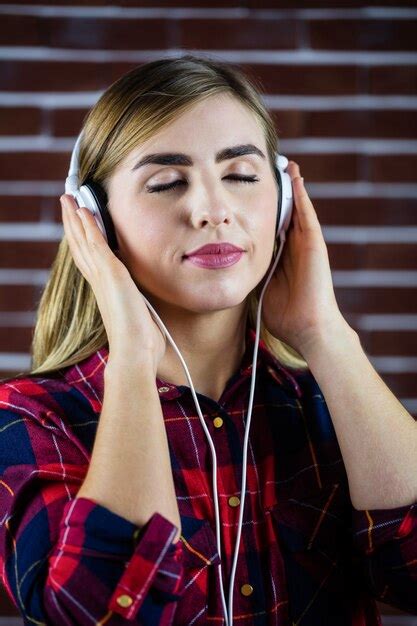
126, 94, 265, 166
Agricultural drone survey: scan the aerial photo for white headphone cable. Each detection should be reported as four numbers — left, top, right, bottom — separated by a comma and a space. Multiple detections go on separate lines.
138, 230, 286, 626
226, 230, 286, 625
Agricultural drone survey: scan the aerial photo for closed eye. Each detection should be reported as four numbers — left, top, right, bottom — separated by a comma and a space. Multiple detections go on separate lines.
146, 174, 259, 194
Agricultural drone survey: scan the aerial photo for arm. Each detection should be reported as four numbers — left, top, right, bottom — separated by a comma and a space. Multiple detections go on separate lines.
78, 355, 182, 541
302, 318, 417, 511
0, 371, 184, 626
302, 319, 417, 613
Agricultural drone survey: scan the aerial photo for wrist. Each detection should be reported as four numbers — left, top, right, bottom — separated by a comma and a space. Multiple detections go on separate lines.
300, 317, 359, 365
104, 352, 158, 381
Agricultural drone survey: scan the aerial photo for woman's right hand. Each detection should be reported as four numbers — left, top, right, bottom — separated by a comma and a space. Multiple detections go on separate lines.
60, 193, 167, 372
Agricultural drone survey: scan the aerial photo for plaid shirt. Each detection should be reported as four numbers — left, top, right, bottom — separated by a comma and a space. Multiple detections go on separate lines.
0, 325, 416, 625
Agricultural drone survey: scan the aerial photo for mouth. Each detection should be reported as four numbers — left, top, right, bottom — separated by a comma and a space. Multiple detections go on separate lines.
183, 242, 245, 257
183, 251, 245, 269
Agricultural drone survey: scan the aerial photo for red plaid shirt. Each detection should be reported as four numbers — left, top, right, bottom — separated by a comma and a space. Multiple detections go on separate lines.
0, 324, 416, 625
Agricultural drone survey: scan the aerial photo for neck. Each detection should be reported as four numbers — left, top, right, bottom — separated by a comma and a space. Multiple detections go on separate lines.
153, 299, 250, 403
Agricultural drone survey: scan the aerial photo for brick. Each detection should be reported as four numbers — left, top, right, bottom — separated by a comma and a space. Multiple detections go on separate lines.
0, 106, 42, 135
328, 243, 417, 270
0, 326, 33, 352
0, 60, 136, 91
0, 14, 41, 46
0, 0, 120, 4
0, 151, 70, 180
315, 197, 417, 227
49, 108, 90, 136
301, 110, 417, 139
272, 109, 304, 138
0, 196, 57, 222
362, 330, 417, 357
369, 154, 417, 183
336, 286, 417, 314
119, 0, 247, 5
180, 18, 297, 50
310, 19, 417, 51
5, 0, 417, 5
244, 63, 360, 95
0, 285, 37, 311
0, 60, 361, 94
365, 243, 417, 270
370, 65, 417, 95
247, 0, 417, 6
45, 16, 170, 50
0, 242, 59, 268
379, 372, 417, 398
289, 153, 358, 181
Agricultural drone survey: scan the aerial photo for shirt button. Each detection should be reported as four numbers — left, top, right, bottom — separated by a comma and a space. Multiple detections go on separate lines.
228, 496, 240, 507
116, 594, 133, 608
240, 583, 254, 596
158, 386, 170, 393
213, 416, 223, 428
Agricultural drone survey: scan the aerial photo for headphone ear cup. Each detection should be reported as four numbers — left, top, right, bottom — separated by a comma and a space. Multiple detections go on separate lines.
80, 180, 119, 253
274, 155, 293, 237
274, 164, 281, 240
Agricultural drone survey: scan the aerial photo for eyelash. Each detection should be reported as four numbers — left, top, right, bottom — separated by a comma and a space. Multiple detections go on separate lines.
146, 174, 259, 194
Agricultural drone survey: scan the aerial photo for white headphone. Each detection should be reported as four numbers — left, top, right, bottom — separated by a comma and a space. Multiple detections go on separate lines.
65, 131, 293, 625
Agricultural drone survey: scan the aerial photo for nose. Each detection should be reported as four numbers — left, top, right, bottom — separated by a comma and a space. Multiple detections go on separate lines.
194, 211, 231, 229
189, 193, 233, 229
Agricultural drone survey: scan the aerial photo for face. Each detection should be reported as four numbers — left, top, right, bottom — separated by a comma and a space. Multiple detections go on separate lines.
106, 93, 278, 315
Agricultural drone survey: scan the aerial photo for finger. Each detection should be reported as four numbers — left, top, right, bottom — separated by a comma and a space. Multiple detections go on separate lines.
73, 203, 118, 265
60, 195, 92, 277
287, 162, 320, 231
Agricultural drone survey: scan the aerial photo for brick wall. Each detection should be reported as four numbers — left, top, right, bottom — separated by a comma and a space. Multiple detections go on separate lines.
0, 0, 416, 621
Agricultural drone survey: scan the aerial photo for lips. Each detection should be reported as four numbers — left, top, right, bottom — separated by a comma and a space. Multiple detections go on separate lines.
185, 251, 244, 269
184, 242, 244, 257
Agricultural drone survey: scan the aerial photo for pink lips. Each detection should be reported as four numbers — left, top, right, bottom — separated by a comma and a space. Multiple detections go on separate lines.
183, 242, 245, 269
185, 251, 244, 269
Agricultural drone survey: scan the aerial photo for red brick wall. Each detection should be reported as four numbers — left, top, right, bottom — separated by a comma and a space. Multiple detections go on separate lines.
0, 0, 416, 621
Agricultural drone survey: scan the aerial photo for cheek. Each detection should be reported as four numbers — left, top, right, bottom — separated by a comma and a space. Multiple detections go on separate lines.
251, 197, 279, 267
252, 193, 278, 241
116, 211, 169, 254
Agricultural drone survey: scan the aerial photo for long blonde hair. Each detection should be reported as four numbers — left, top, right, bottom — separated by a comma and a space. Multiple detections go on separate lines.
23, 54, 309, 378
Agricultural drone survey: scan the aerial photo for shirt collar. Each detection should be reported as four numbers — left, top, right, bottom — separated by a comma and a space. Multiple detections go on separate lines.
83, 325, 302, 404
154, 324, 302, 401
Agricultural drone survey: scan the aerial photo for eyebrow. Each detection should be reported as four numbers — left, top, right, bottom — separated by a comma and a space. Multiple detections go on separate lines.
131, 143, 266, 172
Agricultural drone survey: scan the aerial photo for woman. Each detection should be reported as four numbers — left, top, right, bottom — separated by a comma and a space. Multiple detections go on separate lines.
0, 54, 416, 626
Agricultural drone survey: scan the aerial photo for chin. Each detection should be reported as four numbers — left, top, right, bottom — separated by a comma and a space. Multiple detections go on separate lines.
178, 288, 251, 314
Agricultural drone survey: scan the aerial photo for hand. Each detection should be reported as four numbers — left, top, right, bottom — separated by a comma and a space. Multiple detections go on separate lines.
60, 194, 167, 372
260, 161, 351, 359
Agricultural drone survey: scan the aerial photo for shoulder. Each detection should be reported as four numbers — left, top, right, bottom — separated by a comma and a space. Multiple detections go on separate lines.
266, 357, 335, 433
0, 348, 107, 431
263, 349, 319, 403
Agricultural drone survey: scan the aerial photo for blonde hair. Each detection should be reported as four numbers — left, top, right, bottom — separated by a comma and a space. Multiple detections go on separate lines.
19, 54, 309, 379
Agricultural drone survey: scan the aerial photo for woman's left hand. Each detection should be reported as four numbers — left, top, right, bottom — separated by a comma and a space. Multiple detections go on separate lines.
260, 161, 351, 359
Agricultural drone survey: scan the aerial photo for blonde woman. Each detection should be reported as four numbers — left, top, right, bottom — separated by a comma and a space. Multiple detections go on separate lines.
0, 54, 416, 626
